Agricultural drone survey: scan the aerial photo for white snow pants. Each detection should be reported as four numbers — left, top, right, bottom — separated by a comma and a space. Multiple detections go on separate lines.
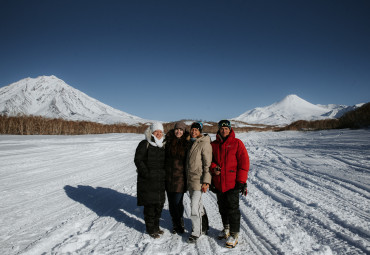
189, 190, 204, 237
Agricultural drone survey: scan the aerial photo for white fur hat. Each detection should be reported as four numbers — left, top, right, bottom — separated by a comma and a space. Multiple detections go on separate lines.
150, 122, 164, 133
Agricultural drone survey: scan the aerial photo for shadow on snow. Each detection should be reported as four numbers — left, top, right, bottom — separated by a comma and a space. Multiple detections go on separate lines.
64, 185, 222, 245
64, 185, 148, 232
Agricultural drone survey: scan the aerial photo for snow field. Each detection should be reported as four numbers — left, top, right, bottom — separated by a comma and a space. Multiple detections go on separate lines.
0, 130, 369, 254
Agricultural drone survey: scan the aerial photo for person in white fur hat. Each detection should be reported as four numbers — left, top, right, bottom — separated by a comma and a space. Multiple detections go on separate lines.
134, 122, 166, 238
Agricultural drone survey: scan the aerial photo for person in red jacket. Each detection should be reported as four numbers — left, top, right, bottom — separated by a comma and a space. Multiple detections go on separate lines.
210, 119, 250, 248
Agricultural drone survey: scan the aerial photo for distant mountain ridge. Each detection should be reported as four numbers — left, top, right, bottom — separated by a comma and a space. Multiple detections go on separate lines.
0, 75, 151, 125
233, 94, 362, 126
1, 76, 363, 126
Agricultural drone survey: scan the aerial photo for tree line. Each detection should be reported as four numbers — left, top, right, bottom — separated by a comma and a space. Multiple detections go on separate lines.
0, 116, 277, 135
0, 115, 149, 135
279, 102, 370, 131
0, 103, 368, 135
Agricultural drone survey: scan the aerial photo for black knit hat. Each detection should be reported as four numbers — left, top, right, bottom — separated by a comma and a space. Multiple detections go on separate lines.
218, 119, 231, 130
190, 122, 203, 133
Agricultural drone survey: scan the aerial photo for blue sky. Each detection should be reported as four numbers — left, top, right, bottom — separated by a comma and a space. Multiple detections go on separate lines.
1, 0, 369, 122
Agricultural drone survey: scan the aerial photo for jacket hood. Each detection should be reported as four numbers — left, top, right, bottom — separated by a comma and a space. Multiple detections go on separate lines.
194, 133, 211, 143
144, 126, 165, 147
144, 126, 153, 142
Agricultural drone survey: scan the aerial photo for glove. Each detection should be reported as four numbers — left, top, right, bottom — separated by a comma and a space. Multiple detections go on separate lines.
235, 182, 247, 196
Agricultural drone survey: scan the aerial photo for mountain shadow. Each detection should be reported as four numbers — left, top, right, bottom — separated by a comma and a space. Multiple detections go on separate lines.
64, 185, 153, 232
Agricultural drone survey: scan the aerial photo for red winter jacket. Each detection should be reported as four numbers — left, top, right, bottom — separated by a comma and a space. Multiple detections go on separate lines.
211, 129, 249, 193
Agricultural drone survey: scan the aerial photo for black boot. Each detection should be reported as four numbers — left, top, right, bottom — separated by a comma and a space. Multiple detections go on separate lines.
187, 235, 198, 243
171, 219, 177, 234
180, 217, 185, 232
172, 218, 185, 234
202, 210, 209, 235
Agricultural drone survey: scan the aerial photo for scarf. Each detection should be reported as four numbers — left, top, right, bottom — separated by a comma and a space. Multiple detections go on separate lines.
191, 134, 203, 142
149, 134, 164, 148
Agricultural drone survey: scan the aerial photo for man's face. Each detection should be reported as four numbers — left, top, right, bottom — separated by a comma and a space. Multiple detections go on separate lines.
190, 128, 200, 138
219, 127, 230, 138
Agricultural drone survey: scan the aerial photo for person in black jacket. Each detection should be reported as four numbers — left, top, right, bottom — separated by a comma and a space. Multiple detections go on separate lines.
164, 121, 190, 234
134, 122, 166, 239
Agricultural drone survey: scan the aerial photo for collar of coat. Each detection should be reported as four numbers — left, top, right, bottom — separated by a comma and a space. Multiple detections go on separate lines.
189, 134, 211, 158
192, 133, 211, 143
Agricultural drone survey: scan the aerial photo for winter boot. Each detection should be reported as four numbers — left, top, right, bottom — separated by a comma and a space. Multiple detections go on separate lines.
177, 217, 185, 233
172, 226, 184, 234
201, 210, 209, 235
149, 233, 161, 239
171, 219, 177, 234
154, 217, 163, 234
226, 232, 239, 248
187, 235, 198, 243
218, 225, 230, 240
180, 217, 185, 228
172, 218, 185, 234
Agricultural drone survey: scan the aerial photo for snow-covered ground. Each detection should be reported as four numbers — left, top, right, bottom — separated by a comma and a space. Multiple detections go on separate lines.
1, 129, 369, 255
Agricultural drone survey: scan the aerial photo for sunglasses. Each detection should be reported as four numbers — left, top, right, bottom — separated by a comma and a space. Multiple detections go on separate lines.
218, 120, 230, 127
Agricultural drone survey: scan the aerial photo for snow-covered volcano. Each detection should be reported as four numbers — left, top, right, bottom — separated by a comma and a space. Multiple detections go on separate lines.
233, 94, 361, 126
0, 75, 152, 125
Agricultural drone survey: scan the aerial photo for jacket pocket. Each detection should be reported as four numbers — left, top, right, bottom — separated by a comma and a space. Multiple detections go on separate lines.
226, 170, 237, 187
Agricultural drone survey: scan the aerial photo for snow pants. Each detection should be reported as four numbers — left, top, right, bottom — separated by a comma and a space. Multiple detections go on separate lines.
216, 188, 240, 233
189, 190, 208, 237
143, 203, 164, 234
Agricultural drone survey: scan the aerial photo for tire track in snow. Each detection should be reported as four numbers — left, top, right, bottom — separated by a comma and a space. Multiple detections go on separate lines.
251, 175, 369, 254
239, 201, 281, 255
265, 138, 370, 196
1, 131, 369, 254
247, 137, 369, 254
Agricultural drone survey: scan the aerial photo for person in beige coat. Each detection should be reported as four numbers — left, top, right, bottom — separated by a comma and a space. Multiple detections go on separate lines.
185, 122, 212, 243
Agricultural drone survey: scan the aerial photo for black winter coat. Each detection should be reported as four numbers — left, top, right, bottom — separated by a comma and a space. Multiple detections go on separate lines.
164, 130, 190, 193
134, 139, 166, 206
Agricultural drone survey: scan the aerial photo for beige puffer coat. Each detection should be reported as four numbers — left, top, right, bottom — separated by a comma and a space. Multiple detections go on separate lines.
186, 134, 212, 191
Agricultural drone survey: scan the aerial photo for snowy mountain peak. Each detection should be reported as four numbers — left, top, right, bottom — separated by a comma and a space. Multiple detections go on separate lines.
233, 95, 359, 126
278, 94, 310, 106
273, 94, 325, 112
0, 75, 152, 125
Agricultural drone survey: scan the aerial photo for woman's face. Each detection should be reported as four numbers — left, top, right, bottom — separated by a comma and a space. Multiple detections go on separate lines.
152, 130, 163, 139
174, 128, 184, 138
190, 128, 200, 138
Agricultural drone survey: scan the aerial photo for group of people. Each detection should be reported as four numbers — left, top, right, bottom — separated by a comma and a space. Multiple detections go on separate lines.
134, 120, 249, 248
